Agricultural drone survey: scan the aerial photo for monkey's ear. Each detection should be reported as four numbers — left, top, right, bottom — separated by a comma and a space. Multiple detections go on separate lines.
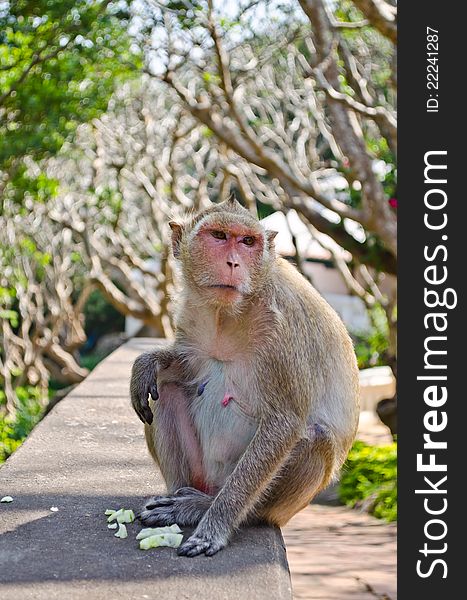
169, 221, 184, 258
266, 230, 278, 249
227, 193, 242, 209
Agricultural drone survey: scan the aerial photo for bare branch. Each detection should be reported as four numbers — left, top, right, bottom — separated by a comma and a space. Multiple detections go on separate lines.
352, 0, 397, 44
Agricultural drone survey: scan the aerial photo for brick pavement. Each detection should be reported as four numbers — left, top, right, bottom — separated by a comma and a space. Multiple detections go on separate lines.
282, 413, 396, 600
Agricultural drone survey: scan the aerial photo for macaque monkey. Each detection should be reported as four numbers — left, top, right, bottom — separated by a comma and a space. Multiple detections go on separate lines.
130, 196, 359, 557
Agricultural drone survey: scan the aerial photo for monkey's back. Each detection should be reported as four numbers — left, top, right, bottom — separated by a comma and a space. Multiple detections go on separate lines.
270, 258, 360, 458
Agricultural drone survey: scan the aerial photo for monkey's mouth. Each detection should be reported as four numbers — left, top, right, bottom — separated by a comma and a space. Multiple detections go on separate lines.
209, 284, 238, 290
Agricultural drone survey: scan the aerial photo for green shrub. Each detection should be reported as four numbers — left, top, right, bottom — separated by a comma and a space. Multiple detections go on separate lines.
79, 352, 106, 372
1, 350, 105, 465
0, 386, 44, 463
353, 328, 389, 370
352, 304, 390, 369
83, 289, 125, 339
339, 440, 397, 522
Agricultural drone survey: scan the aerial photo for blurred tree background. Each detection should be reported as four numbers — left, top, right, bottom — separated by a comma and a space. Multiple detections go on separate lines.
1, 0, 397, 518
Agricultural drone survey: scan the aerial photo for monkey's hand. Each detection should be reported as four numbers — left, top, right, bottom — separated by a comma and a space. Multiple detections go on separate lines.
130, 351, 160, 424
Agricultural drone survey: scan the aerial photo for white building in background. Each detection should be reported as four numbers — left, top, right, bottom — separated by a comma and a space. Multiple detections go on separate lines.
261, 210, 371, 334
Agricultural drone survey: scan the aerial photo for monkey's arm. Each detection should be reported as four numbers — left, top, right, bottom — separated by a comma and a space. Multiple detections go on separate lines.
130, 347, 178, 424
178, 406, 304, 557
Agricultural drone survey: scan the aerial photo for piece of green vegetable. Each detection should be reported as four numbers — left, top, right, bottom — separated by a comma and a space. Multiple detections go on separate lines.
139, 533, 183, 550
108, 522, 118, 529
0, 496, 13, 503
122, 509, 135, 523
107, 508, 123, 522
115, 523, 128, 539
107, 508, 135, 524
136, 524, 182, 540
104, 509, 116, 516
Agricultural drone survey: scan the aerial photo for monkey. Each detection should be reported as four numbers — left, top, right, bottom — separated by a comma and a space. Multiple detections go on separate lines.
130, 196, 359, 557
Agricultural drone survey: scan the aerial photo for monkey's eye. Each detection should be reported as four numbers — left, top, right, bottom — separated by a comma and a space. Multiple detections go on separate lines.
242, 236, 255, 246
211, 230, 227, 240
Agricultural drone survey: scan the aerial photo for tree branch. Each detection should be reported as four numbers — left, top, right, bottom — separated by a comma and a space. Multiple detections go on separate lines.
352, 0, 397, 44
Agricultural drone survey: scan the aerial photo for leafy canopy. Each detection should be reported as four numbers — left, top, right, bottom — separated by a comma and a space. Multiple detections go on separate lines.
0, 0, 139, 203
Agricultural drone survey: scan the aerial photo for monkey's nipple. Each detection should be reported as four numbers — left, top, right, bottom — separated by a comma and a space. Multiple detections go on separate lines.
197, 380, 209, 396
222, 394, 234, 407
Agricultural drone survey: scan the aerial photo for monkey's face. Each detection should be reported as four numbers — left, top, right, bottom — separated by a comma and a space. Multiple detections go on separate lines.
187, 216, 268, 304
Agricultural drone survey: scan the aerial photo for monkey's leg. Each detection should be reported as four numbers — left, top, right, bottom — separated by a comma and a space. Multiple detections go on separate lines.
256, 424, 337, 527
176, 410, 303, 557
177, 418, 337, 557
154, 426, 335, 529
141, 383, 211, 526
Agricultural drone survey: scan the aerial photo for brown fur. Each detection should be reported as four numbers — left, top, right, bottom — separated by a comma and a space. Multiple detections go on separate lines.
130, 197, 359, 556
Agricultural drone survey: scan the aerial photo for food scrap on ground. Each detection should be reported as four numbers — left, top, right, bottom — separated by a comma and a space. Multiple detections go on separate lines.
103, 508, 183, 550
139, 532, 183, 550
106, 508, 135, 524
115, 523, 128, 539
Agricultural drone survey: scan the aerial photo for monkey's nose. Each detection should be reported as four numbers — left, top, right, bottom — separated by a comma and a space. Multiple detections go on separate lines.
227, 260, 240, 269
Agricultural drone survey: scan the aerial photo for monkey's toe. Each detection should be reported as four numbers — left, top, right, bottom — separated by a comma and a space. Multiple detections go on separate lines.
145, 495, 176, 510
139, 492, 212, 527
177, 533, 225, 557
139, 495, 178, 525
139, 505, 176, 527
173, 486, 210, 498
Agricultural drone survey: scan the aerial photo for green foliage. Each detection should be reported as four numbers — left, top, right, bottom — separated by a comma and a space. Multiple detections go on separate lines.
339, 441, 397, 522
5, 166, 59, 206
0, 386, 44, 463
0, 309, 18, 328
354, 328, 388, 370
79, 352, 106, 372
83, 288, 125, 338
0, 0, 140, 207
256, 199, 276, 220
353, 304, 389, 369
335, 0, 393, 93
166, 1, 202, 29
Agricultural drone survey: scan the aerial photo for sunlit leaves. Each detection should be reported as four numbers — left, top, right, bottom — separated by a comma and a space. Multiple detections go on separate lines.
0, 0, 140, 205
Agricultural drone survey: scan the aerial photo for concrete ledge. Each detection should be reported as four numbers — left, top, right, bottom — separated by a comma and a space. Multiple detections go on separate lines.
0, 339, 292, 599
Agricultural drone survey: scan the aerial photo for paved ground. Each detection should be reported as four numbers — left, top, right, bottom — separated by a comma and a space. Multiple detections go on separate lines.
1, 339, 396, 599
282, 413, 396, 600
0, 340, 291, 600
283, 505, 396, 600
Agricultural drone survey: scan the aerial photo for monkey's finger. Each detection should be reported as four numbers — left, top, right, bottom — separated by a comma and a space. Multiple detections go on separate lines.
134, 407, 146, 424
138, 394, 154, 424
149, 384, 159, 401
177, 535, 223, 558
134, 401, 153, 425
141, 403, 153, 424
177, 540, 208, 557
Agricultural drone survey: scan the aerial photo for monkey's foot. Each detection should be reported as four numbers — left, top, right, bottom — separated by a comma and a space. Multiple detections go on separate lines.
177, 531, 227, 557
139, 488, 212, 527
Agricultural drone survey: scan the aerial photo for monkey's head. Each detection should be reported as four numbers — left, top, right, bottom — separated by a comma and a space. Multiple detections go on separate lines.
170, 197, 277, 306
